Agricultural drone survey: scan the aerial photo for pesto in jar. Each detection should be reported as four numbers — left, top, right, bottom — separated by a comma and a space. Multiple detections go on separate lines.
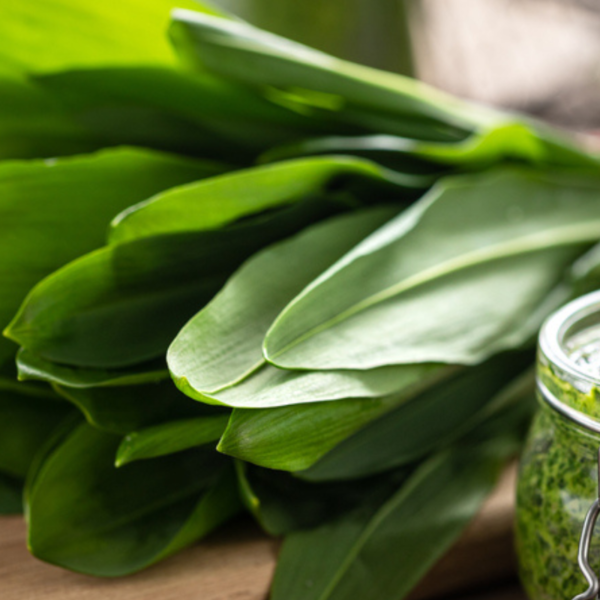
517, 292, 600, 600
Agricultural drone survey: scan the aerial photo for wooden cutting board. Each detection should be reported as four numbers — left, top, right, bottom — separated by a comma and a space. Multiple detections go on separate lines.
0, 465, 522, 600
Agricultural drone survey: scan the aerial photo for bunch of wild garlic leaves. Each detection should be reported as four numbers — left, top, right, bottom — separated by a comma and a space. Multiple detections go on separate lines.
2, 2, 600, 598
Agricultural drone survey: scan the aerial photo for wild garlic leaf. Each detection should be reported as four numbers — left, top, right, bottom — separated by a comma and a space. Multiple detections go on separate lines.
115, 415, 230, 466
34, 66, 341, 163
169, 11, 493, 141
110, 157, 417, 244
168, 207, 410, 404
203, 361, 446, 409
217, 368, 454, 473
298, 353, 530, 481
17, 349, 168, 388
0, 67, 98, 161
2, 0, 224, 74
0, 147, 218, 370
0, 389, 72, 479
7, 195, 346, 368
236, 461, 409, 537
264, 122, 600, 173
264, 169, 600, 370
271, 437, 516, 600
26, 422, 240, 576
54, 380, 222, 435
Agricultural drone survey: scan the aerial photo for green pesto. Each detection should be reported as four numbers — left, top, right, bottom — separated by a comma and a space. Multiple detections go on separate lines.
538, 359, 600, 420
516, 395, 600, 600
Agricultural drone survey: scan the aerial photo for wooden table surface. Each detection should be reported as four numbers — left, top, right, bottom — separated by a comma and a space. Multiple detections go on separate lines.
0, 466, 526, 600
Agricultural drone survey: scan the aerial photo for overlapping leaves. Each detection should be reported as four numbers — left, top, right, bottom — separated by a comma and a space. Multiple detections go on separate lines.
1, 2, 599, 599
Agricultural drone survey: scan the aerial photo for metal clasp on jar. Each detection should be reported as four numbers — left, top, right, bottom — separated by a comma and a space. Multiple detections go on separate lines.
573, 448, 600, 600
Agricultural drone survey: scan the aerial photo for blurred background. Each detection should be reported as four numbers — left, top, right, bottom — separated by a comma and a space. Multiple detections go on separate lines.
213, 0, 600, 134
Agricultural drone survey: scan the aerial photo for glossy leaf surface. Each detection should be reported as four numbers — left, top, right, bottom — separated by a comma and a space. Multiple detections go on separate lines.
169, 207, 408, 404
264, 124, 600, 173
271, 439, 516, 600
7, 196, 346, 368
17, 349, 168, 388
27, 422, 240, 576
217, 368, 452, 472
116, 415, 230, 466
236, 462, 408, 537
0, 68, 97, 160
2, 0, 223, 73
264, 169, 600, 370
34, 66, 340, 163
111, 157, 412, 244
0, 147, 217, 369
299, 353, 530, 481
54, 380, 222, 435
169, 11, 490, 141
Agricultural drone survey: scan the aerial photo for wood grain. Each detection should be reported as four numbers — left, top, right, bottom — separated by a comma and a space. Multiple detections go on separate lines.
0, 465, 520, 600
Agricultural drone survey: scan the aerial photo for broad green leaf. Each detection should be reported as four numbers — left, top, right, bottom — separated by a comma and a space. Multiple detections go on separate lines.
0, 68, 96, 160
7, 196, 348, 368
264, 169, 600, 371
0, 390, 72, 479
217, 366, 456, 472
169, 11, 493, 141
169, 207, 417, 404
116, 415, 230, 466
236, 461, 409, 537
0, 147, 220, 370
27, 421, 241, 576
204, 361, 446, 409
17, 349, 168, 388
2, 1, 224, 74
271, 438, 516, 600
298, 353, 530, 481
0, 374, 58, 400
54, 380, 223, 435
0, 472, 23, 514
570, 242, 600, 297
34, 66, 348, 163
264, 123, 600, 173
110, 157, 418, 244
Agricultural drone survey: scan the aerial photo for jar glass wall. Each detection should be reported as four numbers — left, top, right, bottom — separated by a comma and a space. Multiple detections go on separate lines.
517, 291, 600, 600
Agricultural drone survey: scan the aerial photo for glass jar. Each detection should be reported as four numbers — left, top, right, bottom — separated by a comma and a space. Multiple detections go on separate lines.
517, 291, 600, 600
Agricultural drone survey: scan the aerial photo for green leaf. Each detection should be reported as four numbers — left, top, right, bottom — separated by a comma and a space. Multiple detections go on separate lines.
1, 0, 224, 74
0, 388, 72, 479
263, 122, 600, 173
0, 472, 24, 514
169, 207, 421, 405
0, 68, 97, 160
7, 195, 347, 368
271, 440, 513, 600
110, 157, 416, 244
217, 367, 455, 472
169, 11, 492, 141
116, 415, 230, 466
264, 169, 600, 370
298, 353, 530, 481
236, 461, 409, 537
34, 66, 350, 163
54, 380, 223, 435
26, 421, 241, 576
570, 242, 600, 297
17, 349, 168, 388
204, 361, 446, 409
0, 147, 220, 370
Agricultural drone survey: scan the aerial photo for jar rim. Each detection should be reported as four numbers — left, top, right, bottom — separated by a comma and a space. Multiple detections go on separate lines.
538, 290, 600, 433
540, 290, 600, 387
